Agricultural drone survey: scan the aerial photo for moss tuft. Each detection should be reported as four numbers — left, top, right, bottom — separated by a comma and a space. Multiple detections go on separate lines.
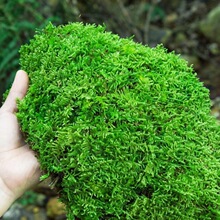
17, 22, 220, 219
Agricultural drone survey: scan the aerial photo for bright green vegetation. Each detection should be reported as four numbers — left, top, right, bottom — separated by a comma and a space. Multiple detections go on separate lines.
17, 23, 220, 219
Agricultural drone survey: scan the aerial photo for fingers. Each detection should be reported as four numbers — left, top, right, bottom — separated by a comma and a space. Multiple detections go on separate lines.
1, 70, 29, 113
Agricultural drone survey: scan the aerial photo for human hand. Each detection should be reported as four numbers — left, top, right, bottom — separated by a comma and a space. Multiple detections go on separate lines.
0, 70, 40, 216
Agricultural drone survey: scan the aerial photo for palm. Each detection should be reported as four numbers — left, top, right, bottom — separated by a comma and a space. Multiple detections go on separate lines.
0, 112, 39, 196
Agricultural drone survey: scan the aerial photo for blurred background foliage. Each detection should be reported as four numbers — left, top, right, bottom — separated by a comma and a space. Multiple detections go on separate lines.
1, 0, 220, 219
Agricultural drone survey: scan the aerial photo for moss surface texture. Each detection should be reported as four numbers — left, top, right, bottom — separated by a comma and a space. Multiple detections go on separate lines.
17, 23, 220, 219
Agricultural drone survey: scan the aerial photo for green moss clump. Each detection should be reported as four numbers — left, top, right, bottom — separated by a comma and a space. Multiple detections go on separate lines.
17, 23, 220, 219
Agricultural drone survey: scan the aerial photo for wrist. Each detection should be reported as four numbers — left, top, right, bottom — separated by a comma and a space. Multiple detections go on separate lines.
0, 178, 19, 217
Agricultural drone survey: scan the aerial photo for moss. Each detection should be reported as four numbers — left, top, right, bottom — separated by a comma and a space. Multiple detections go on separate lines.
17, 22, 220, 219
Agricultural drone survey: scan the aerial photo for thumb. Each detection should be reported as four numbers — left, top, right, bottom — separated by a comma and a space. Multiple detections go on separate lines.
0, 70, 29, 113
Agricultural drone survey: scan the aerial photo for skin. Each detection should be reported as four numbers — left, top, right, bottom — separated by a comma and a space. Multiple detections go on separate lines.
0, 70, 40, 216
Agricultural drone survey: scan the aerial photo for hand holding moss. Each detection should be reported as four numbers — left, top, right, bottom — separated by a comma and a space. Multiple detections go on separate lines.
0, 70, 40, 216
